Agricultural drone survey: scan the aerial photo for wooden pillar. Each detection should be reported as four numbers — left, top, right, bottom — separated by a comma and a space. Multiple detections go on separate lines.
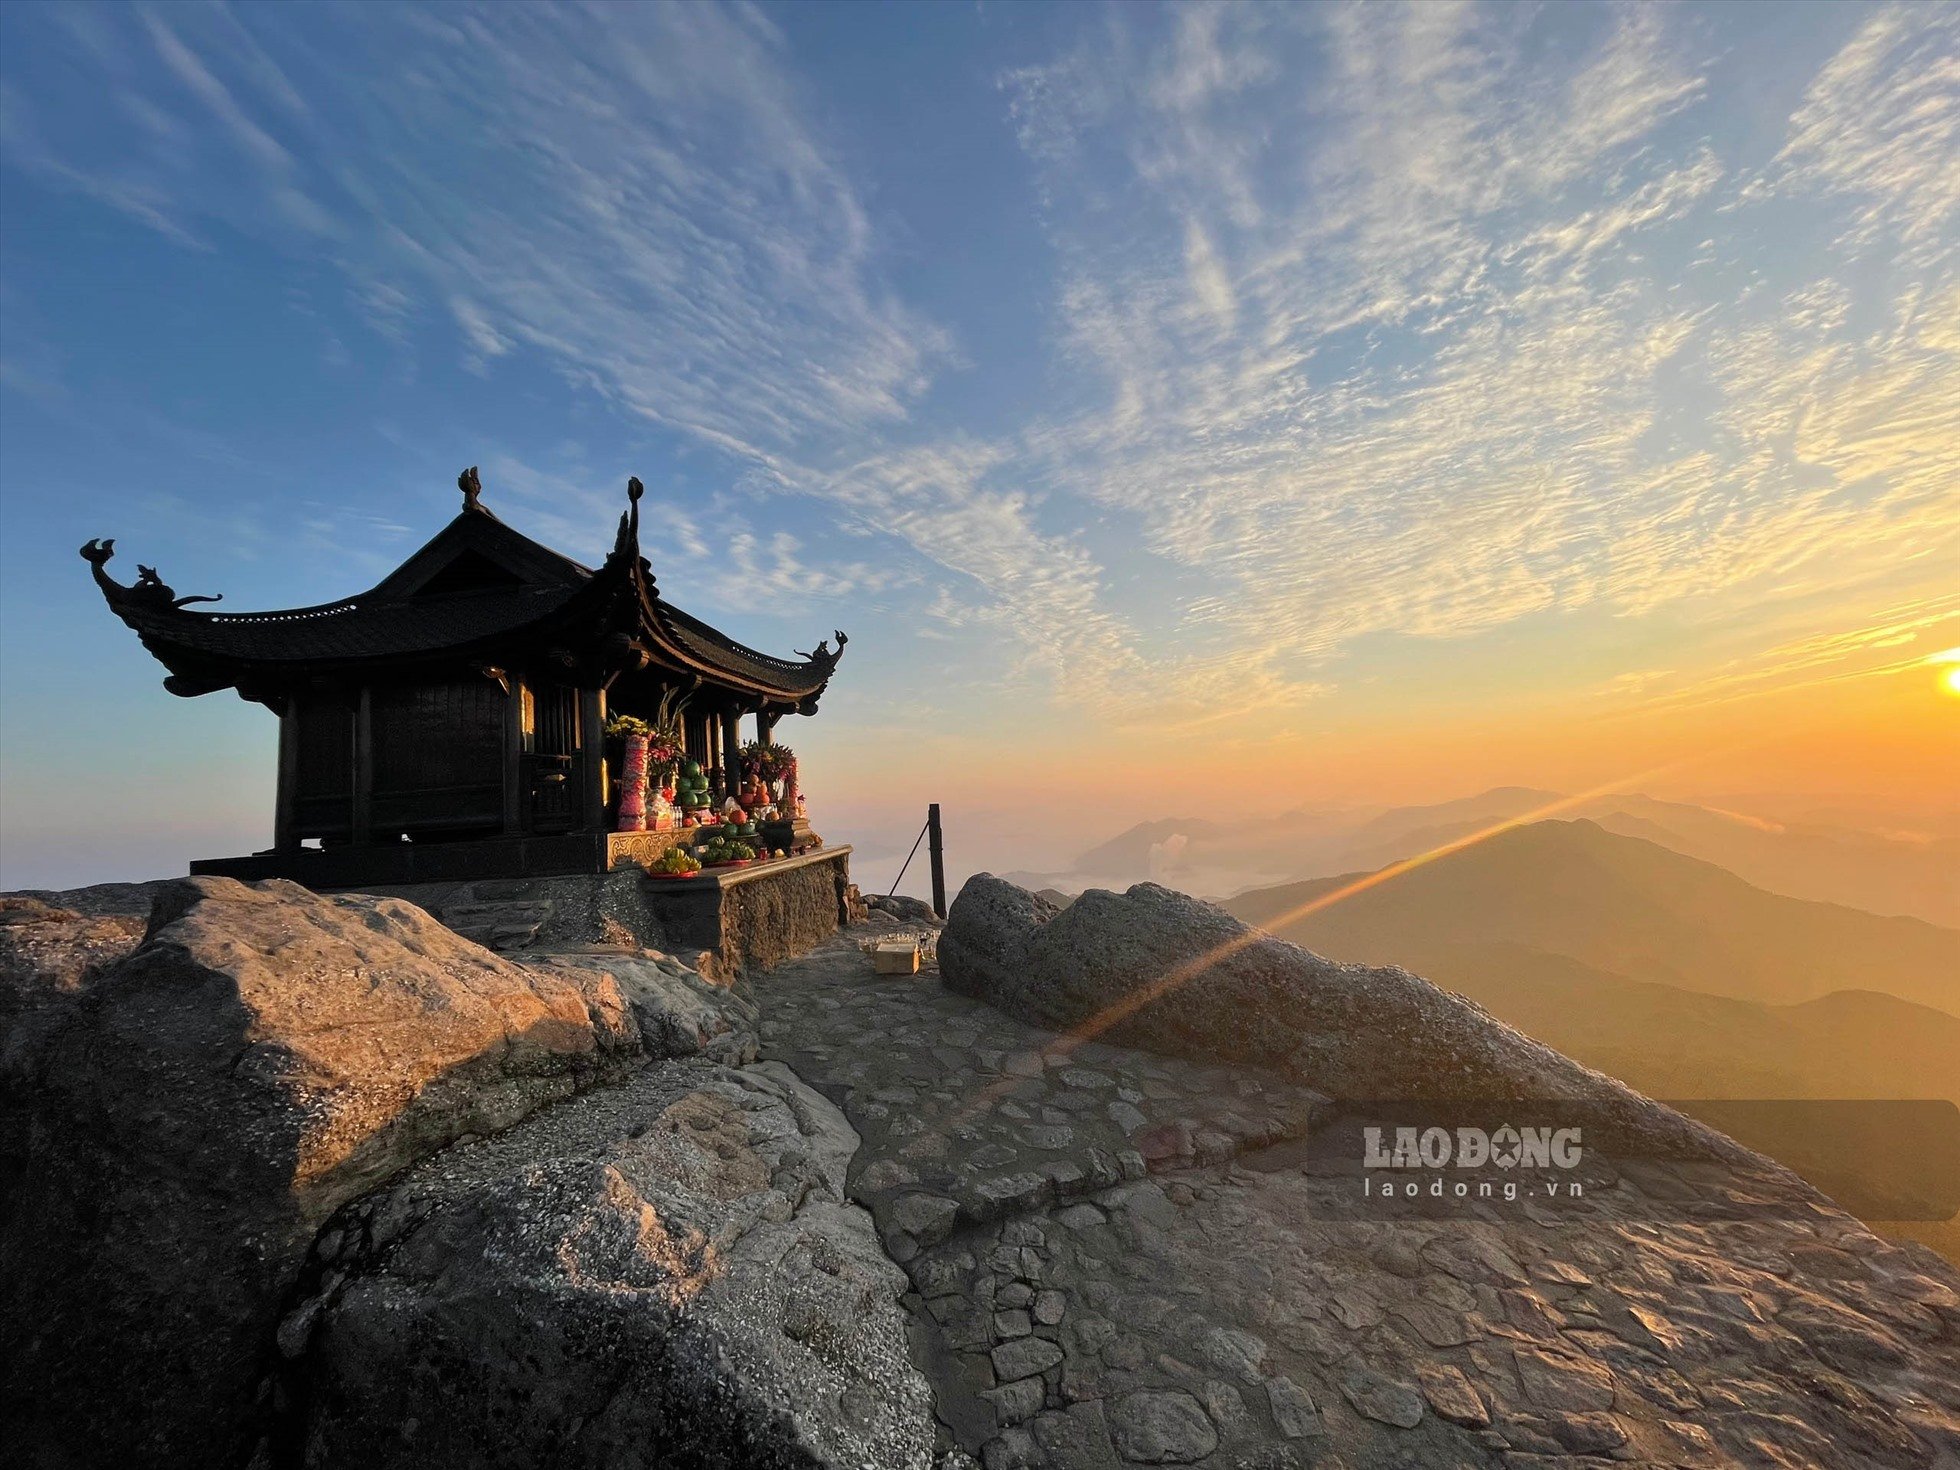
757, 709, 777, 745
274, 705, 299, 851
503, 679, 528, 835
928, 803, 947, 918
579, 687, 606, 832
720, 707, 741, 792
351, 686, 374, 845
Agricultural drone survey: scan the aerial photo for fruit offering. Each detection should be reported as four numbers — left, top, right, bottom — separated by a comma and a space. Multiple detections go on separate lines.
699, 835, 757, 866
648, 847, 701, 876
675, 759, 712, 811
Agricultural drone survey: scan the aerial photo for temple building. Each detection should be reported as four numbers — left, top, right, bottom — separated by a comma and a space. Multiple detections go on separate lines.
82, 468, 847, 892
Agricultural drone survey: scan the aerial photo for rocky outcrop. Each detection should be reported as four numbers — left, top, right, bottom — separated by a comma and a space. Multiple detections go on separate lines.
286, 1058, 936, 1468
359, 870, 676, 953
9, 879, 170, 919
0, 876, 760, 1468
0, 894, 154, 1355
941, 876, 1760, 1163
524, 945, 757, 1059
10, 868, 1960, 1470
868, 893, 943, 926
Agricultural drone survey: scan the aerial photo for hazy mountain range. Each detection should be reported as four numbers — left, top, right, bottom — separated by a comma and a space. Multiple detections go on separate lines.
1215, 819, 1960, 1261
1224, 819, 1959, 1014
1006, 785, 1959, 926
1221, 818, 1959, 1098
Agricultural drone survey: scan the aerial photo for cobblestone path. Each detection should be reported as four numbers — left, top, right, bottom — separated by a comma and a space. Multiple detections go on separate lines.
752, 928, 1960, 1470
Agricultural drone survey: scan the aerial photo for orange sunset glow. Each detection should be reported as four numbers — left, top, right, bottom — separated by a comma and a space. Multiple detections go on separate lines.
6, 8, 1960, 1467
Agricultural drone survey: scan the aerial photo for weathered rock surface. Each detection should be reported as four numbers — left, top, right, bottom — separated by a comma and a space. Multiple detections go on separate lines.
869, 893, 944, 926
9, 878, 169, 918
0, 876, 750, 1468
524, 945, 758, 1060
349, 870, 672, 953
9, 867, 1960, 1470
758, 894, 1960, 1470
288, 1057, 938, 1469
0, 895, 146, 1064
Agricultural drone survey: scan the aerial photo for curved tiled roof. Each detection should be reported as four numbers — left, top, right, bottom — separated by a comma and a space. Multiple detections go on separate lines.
655, 599, 837, 695
86, 482, 843, 704
117, 584, 585, 662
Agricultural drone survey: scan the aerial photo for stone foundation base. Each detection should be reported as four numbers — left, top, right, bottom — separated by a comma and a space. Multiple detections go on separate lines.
356, 847, 854, 978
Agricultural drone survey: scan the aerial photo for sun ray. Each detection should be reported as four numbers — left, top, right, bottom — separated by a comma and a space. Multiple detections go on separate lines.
907, 745, 1761, 1154
1037, 755, 1734, 1058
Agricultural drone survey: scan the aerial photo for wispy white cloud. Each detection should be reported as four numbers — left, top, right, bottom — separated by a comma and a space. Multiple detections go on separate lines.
1765, 5, 1959, 267
0, 80, 208, 249
139, 6, 291, 173
820, 442, 1143, 702
1, 2, 949, 466
979, 2, 1960, 716
1610, 595, 1960, 714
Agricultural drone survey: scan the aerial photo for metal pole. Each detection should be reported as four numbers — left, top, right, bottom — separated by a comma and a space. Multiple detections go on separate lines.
928, 802, 946, 918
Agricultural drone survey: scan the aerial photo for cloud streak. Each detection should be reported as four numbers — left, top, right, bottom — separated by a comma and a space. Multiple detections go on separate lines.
4, 1, 1954, 732
986, 3, 1960, 713
3, 2, 948, 466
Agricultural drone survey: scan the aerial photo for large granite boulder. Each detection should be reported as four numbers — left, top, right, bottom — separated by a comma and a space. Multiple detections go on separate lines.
287, 1058, 939, 1468
867, 893, 942, 926
940, 876, 1755, 1160
0, 876, 749, 1469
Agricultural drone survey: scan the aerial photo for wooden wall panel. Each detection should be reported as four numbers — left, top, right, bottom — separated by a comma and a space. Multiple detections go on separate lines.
292, 697, 354, 843
368, 680, 504, 836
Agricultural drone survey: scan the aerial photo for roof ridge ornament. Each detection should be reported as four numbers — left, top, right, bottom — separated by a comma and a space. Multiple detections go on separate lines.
794, 629, 849, 667
79, 538, 224, 612
459, 465, 484, 513
614, 476, 644, 556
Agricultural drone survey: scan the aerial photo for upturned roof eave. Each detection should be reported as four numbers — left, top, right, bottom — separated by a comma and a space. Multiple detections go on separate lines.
117, 558, 839, 704
81, 471, 844, 706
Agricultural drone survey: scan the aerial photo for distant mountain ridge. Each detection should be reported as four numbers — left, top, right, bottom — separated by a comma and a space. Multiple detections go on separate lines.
1038, 785, 1957, 926
1349, 937, 1960, 1104
1225, 818, 1960, 1015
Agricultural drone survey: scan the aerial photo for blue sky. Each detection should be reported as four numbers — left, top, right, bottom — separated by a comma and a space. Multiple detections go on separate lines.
2, 2, 1955, 891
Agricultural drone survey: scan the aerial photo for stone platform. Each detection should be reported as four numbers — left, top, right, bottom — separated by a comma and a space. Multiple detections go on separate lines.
638, 846, 857, 973
348, 845, 855, 978
188, 825, 756, 887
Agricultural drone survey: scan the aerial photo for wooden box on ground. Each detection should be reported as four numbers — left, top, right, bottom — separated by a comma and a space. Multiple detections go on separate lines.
873, 940, 922, 975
